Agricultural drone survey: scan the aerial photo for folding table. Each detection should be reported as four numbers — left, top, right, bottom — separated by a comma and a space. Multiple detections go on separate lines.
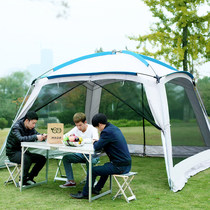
20, 141, 112, 202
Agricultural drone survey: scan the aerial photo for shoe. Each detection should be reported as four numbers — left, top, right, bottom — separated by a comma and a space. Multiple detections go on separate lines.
22, 181, 31, 186
26, 179, 36, 185
59, 181, 76, 188
92, 188, 100, 195
70, 191, 88, 199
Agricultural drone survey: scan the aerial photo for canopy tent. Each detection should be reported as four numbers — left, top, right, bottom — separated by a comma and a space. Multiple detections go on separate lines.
0, 50, 209, 192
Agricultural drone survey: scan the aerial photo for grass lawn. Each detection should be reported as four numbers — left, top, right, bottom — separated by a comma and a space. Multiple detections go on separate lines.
0, 156, 209, 209
0, 128, 209, 209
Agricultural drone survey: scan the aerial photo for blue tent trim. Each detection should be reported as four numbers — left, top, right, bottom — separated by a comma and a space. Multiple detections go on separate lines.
139, 54, 178, 71
53, 51, 113, 71
121, 50, 149, 67
50, 51, 190, 79
53, 50, 150, 72
47, 71, 137, 79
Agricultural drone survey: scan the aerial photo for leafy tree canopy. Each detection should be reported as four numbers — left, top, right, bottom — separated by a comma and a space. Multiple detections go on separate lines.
129, 0, 210, 75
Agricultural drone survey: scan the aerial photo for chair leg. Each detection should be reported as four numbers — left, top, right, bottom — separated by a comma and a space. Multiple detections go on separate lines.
112, 174, 136, 203
5, 163, 21, 187
113, 176, 130, 202
54, 158, 67, 182
124, 176, 136, 200
54, 159, 62, 181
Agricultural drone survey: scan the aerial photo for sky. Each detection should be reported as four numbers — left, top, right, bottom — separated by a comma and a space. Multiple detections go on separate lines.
0, 0, 209, 80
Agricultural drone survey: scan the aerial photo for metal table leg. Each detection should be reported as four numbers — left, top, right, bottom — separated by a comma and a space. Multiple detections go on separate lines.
45, 150, 49, 182
20, 146, 25, 192
89, 153, 92, 202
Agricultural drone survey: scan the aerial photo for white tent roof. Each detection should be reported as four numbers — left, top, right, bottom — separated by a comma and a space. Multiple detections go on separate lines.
43, 51, 191, 80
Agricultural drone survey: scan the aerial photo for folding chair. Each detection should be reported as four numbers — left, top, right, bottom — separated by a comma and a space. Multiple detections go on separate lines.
4, 160, 21, 187
112, 172, 137, 203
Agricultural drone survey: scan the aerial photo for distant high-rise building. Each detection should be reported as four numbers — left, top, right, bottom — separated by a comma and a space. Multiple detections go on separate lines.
40, 49, 53, 71
27, 49, 53, 78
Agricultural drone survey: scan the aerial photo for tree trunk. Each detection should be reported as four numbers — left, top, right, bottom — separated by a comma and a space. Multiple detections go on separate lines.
182, 26, 188, 72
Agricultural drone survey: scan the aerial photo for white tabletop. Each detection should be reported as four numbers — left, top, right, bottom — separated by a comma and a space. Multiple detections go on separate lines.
21, 141, 95, 154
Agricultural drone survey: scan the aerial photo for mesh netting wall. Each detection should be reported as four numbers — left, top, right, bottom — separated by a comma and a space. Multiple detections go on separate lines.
30, 82, 86, 126
28, 80, 161, 148
165, 81, 207, 166
98, 80, 161, 148
21, 79, 163, 156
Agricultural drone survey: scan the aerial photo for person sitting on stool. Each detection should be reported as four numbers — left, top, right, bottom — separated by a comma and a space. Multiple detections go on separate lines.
6, 111, 47, 186
70, 113, 131, 199
59, 112, 99, 188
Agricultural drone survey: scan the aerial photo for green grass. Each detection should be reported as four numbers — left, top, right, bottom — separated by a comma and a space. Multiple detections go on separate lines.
0, 156, 209, 209
0, 128, 209, 209
171, 123, 204, 146
0, 128, 10, 148
120, 127, 161, 145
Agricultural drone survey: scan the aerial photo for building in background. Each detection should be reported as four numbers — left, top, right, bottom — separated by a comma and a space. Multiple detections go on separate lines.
27, 49, 53, 78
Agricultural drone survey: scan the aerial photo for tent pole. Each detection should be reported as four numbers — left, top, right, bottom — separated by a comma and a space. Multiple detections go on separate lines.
13, 85, 33, 125
142, 84, 146, 156
143, 117, 146, 156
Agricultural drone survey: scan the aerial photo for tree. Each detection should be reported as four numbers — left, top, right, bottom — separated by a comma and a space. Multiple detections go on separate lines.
32, 0, 70, 18
129, 0, 210, 74
95, 47, 104, 53
0, 71, 30, 126
197, 76, 210, 115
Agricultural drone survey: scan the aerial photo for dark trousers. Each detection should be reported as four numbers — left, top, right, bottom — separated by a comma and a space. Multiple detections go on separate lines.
82, 162, 131, 196
8, 151, 46, 182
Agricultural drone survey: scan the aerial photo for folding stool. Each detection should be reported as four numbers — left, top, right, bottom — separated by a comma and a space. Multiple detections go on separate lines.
112, 172, 137, 203
53, 156, 68, 182
4, 160, 21, 187
79, 163, 87, 184
53, 156, 88, 183
53, 155, 99, 185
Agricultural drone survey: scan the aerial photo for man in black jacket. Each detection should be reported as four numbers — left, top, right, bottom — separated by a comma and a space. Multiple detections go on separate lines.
70, 113, 131, 199
6, 111, 47, 185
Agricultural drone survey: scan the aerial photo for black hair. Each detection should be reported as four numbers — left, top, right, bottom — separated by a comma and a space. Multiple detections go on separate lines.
25, 111, 38, 121
92, 113, 107, 127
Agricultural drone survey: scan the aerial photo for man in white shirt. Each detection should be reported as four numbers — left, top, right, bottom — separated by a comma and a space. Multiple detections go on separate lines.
59, 112, 99, 188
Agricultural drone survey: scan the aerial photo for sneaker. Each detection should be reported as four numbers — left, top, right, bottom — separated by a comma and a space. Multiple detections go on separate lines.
59, 181, 76, 188
21, 181, 31, 186
26, 179, 36, 185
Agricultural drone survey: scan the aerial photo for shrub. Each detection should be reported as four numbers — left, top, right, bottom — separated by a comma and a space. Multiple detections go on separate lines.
0, 118, 8, 129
